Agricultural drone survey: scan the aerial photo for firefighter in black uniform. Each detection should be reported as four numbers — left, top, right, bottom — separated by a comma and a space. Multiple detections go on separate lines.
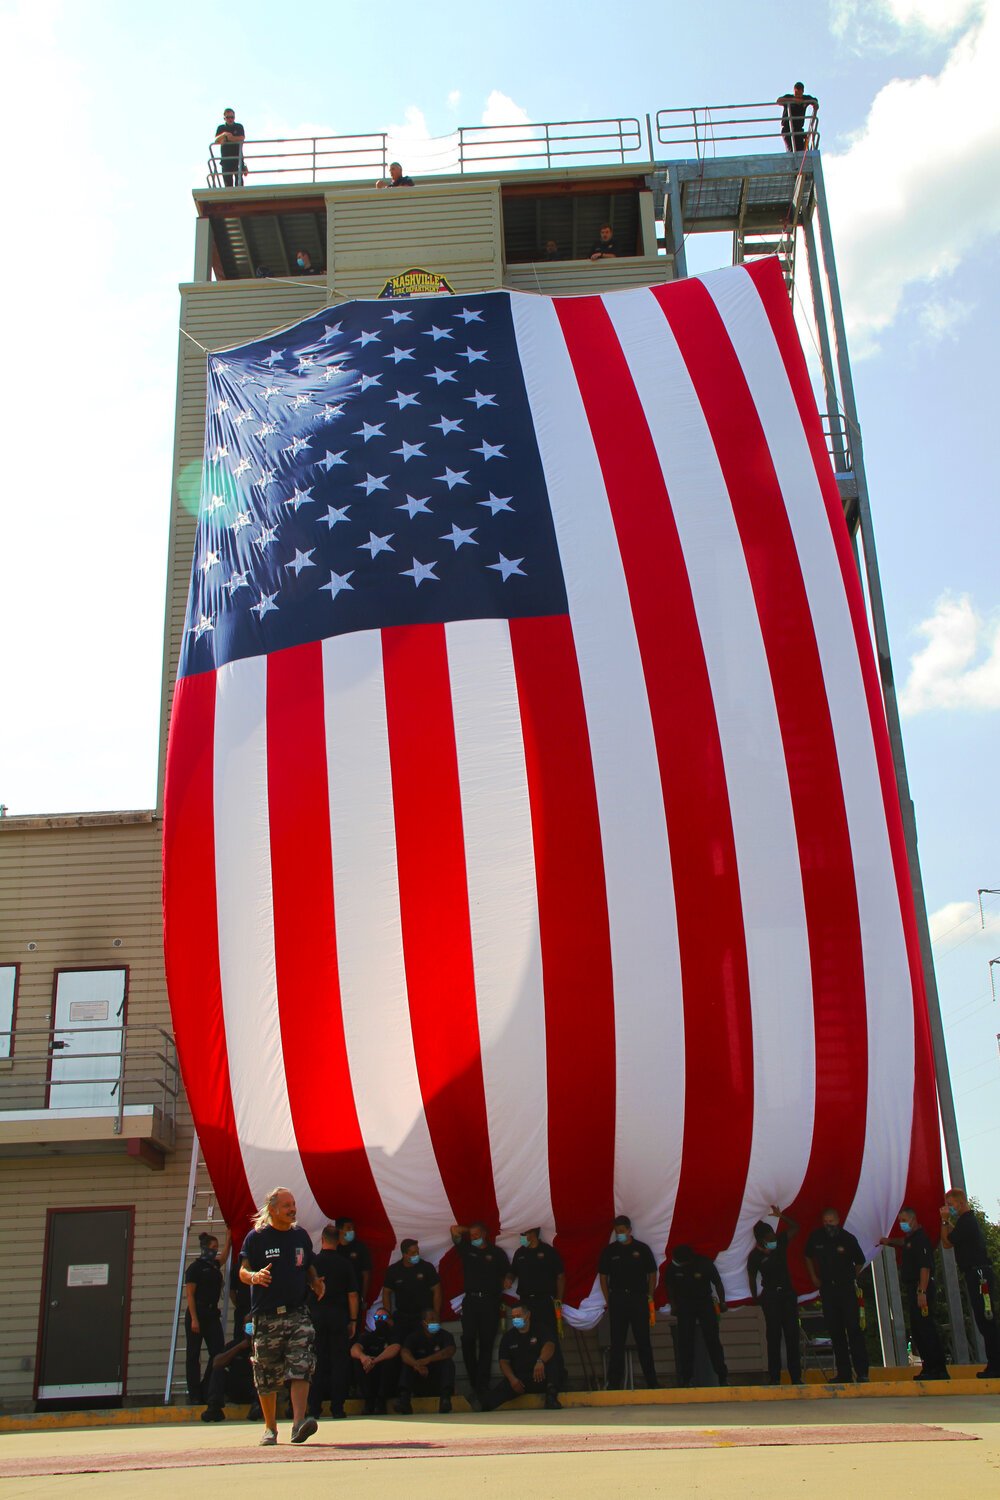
450, 1221, 510, 1398
483, 1304, 562, 1409
201, 1280, 255, 1422
184, 1228, 231, 1403
351, 1309, 402, 1414
381, 1238, 441, 1345
335, 1217, 372, 1307
509, 1227, 565, 1340
747, 1205, 801, 1385
804, 1208, 869, 1382
307, 1224, 359, 1418
598, 1215, 659, 1389
880, 1207, 949, 1380
666, 1244, 729, 1387
395, 1307, 456, 1413
940, 1188, 1000, 1379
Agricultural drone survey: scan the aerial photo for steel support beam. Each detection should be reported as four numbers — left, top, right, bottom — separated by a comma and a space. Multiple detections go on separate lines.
810, 151, 970, 1365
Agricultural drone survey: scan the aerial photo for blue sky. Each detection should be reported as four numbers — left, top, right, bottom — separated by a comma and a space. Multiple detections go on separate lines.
1, 0, 997, 1211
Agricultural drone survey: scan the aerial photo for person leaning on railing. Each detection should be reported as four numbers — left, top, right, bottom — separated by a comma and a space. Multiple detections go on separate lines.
776, 83, 818, 153
213, 108, 246, 187
376, 161, 414, 189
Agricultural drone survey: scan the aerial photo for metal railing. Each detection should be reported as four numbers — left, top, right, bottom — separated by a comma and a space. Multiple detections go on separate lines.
0, 1023, 179, 1140
656, 101, 819, 160
206, 115, 647, 187
822, 412, 854, 471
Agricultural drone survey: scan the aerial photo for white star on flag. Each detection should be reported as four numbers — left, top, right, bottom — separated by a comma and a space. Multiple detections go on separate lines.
226, 571, 249, 593
422, 325, 454, 341
286, 486, 314, 510
479, 493, 514, 514
384, 309, 412, 323
322, 504, 351, 528
459, 347, 488, 362
354, 331, 381, 347
285, 548, 316, 576
440, 524, 477, 549
386, 347, 415, 364
318, 450, 347, 471
354, 421, 386, 442
465, 391, 497, 408
401, 557, 439, 586
356, 473, 390, 495
471, 439, 505, 460
359, 531, 394, 557
388, 391, 420, 409
320, 569, 354, 599
455, 308, 484, 323
392, 440, 425, 461
255, 525, 278, 549
488, 553, 526, 580
359, 374, 382, 391
435, 467, 470, 489
398, 495, 432, 518
431, 415, 463, 436
251, 590, 279, 618
426, 368, 458, 385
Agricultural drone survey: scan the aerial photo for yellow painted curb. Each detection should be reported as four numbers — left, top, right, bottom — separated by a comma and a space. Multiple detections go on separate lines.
1, 1374, 996, 1433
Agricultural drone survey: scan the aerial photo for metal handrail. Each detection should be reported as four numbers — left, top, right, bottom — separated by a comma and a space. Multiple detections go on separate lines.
0, 1023, 179, 1140
206, 115, 646, 187
822, 412, 853, 471
656, 101, 819, 159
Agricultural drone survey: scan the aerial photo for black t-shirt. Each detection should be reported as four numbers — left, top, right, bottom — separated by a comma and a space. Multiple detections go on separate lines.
337, 1237, 372, 1286
498, 1327, 550, 1379
511, 1241, 563, 1300
355, 1320, 400, 1358
185, 1255, 223, 1312
403, 1325, 454, 1362
310, 1247, 358, 1320
899, 1227, 935, 1289
948, 1211, 992, 1274
241, 1225, 313, 1313
454, 1239, 510, 1295
747, 1231, 794, 1299
590, 236, 617, 256
215, 122, 245, 158
598, 1238, 656, 1295
389, 175, 414, 187
666, 1254, 724, 1308
804, 1227, 865, 1288
383, 1257, 440, 1318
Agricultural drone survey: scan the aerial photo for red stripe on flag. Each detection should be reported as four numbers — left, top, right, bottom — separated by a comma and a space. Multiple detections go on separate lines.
162, 673, 254, 1237
264, 642, 394, 1268
653, 273, 870, 1241
744, 258, 943, 1225
380, 622, 500, 1231
508, 613, 616, 1303
553, 295, 755, 1259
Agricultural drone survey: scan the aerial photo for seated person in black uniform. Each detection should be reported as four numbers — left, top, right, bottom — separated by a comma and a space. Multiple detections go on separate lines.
747, 1205, 801, 1385
451, 1220, 510, 1398
803, 1208, 868, 1383
382, 1238, 441, 1344
940, 1188, 1000, 1379
307, 1223, 359, 1419
483, 1304, 562, 1410
666, 1244, 729, 1387
395, 1307, 456, 1413
184, 1228, 230, 1403
335, 1217, 372, 1307
351, 1308, 402, 1414
880, 1207, 949, 1381
598, 1215, 659, 1389
202, 1280, 256, 1422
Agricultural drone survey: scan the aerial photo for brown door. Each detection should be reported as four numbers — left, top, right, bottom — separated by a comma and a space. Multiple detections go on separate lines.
37, 1208, 132, 1403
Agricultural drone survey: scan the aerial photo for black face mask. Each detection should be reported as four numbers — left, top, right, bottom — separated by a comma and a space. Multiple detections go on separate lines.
824, 1225, 838, 1238
201, 1248, 218, 1260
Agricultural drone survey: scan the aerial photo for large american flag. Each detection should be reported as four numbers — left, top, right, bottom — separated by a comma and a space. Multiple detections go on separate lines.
162, 259, 942, 1311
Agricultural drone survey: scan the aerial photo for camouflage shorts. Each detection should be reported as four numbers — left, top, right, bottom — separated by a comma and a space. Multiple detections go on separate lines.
251, 1305, 316, 1394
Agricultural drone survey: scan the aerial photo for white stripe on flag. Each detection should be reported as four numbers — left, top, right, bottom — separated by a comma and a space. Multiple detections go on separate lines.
602, 286, 816, 1294
445, 617, 556, 1241
705, 266, 915, 1251
510, 290, 685, 1255
321, 628, 455, 1266
213, 656, 323, 1223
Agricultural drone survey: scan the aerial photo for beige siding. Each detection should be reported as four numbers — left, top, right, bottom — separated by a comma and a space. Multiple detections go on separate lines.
326, 181, 503, 297
504, 257, 674, 295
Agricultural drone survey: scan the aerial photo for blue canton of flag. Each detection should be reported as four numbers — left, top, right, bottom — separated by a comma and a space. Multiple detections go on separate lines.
180, 293, 569, 678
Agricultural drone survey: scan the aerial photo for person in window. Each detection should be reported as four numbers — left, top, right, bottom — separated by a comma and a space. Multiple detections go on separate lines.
185, 1227, 231, 1404
294, 250, 321, 275
213, 109, 246, 187
776, 84, 818, 153
589, 225, 617, 260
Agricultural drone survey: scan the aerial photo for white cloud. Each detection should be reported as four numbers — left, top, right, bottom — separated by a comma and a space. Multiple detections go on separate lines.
384, 105, 459, 175
824, 2, 1000, 352
831, 0, 982, 46
481, 90, 531, 127
928, 899, 1000, 947
447, 90, 461, 111
898, 595, 1000, 713
918, 294, 973, 339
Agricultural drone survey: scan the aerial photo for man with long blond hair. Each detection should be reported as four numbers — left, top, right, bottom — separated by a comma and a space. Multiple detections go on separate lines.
240, 1187, 325, 1445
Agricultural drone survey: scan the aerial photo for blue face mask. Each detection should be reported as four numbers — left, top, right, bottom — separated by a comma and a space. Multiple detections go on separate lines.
520, 1234, 529, 1247
512, 1316, 526, 1330
764, 1240, 778, 1252
948, 1206, 958, 1219
615, 1232, 628, 1243
427, 1322, 440, 1334
296, 256, 307, 267
899, 1221, 915, 1235
244, 1321, 254, 1336
407, 1251, 420, 1264
374, 1314, 388, 1326
471, 1237, 484, 1249
343, 1229, 355, 1243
